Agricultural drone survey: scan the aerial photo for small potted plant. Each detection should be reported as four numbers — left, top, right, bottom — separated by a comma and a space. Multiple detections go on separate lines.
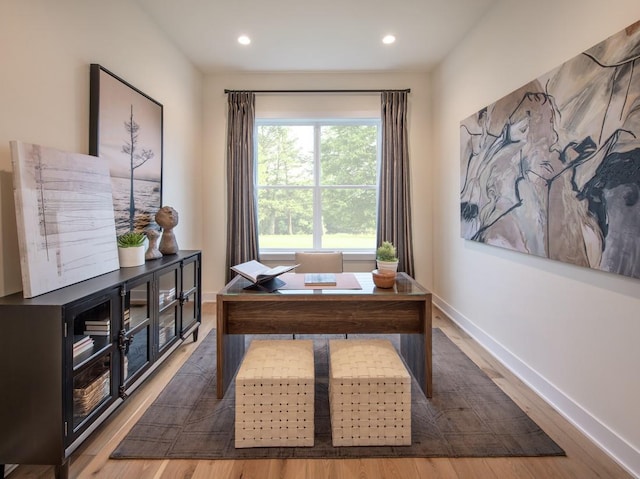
376, 241, 399, 272
117, 231, 146, 267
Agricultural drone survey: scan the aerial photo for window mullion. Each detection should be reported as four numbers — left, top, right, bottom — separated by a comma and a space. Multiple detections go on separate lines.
313, 123, 322, 249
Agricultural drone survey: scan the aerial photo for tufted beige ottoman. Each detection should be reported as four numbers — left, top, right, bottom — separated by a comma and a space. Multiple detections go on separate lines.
235, 339, 315, 448
328, 339, 411, 446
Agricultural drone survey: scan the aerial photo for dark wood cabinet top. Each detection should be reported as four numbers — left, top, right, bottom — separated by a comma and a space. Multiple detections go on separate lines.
0, 250, 200, 307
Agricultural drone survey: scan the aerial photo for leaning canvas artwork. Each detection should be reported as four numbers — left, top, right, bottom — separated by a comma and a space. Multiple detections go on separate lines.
460, 21, 640, 280
10, 141, 120, 298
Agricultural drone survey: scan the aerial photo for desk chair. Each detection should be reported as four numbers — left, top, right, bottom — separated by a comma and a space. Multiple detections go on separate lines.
294, 251, 343, 273
294, 251, 345, 338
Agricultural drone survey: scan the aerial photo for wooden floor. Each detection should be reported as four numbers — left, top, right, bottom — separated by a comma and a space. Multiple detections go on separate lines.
8, 305, 632, 479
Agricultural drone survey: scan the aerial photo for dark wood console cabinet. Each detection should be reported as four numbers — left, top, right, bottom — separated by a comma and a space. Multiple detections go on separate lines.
0, 250, 201, 479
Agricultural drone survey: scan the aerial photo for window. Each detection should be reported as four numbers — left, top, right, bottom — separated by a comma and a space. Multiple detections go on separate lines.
255, 119, 380, 251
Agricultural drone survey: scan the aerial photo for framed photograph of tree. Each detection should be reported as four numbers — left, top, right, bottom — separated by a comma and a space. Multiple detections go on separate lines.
89, 63, 163, 235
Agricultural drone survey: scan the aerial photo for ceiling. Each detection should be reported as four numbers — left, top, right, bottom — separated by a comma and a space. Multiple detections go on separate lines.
133, 0, 498, 73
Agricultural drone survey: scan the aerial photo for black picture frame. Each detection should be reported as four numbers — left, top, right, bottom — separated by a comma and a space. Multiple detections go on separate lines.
89, 63, 163, 235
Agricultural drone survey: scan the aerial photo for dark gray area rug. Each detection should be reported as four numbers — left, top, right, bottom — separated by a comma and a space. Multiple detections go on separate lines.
111, 329, 564, 459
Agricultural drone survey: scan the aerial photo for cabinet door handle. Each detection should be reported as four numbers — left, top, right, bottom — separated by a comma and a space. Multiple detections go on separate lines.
118, 330, 134, 353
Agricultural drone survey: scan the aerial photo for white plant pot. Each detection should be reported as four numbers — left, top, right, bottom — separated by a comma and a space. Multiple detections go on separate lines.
376, 260, 399, 272
118, 246, 145, 268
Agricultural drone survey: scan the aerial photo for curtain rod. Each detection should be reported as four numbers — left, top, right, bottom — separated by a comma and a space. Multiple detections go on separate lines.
224, 88, 410, 94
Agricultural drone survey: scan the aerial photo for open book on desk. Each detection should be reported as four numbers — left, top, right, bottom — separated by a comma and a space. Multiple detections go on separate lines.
231, 260, 298, 291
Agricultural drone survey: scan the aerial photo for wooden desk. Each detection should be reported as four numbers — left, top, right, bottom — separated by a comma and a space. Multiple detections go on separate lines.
216, 272, 432, 399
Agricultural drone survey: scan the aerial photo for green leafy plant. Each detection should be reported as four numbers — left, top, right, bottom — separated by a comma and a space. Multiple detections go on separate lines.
117, 231, 146, 248
376, 241, 398, 262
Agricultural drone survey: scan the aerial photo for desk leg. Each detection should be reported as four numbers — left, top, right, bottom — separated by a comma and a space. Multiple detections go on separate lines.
219, 334, 244, 399
425, 323, 432, 397
216, 299, 225, 398
216, 298, 246, 399
401, 333, 428, 397
424, 297, 433, 397
424, 295, 433, 398
400, 299, 432, 398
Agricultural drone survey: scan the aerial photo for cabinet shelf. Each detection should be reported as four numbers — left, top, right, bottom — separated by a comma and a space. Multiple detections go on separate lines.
126, 318, 150, 336
0, 250, 201, 479
73, 342, 112, 372
125, 310, 149, 331
159, 299, 178, 314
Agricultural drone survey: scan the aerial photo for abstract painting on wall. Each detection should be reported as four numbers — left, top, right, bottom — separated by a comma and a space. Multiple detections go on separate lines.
10, 141, 120, 298
460, 21, 640, 280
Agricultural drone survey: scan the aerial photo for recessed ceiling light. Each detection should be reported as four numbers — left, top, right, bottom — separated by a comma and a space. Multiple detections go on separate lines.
382, 34, 396, 45
238, 35, 251, 45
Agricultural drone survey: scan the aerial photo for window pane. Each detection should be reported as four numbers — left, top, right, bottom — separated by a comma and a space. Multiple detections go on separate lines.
322, 188, 376, 249
256, 119, 380, 252
257, 125, 313, 186
258, 188, 313, 249
320, 125, 378, 186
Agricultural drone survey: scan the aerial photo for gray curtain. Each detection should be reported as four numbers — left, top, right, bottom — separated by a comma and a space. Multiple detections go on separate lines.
225, 91, 259, 282
377, 90, 415, 277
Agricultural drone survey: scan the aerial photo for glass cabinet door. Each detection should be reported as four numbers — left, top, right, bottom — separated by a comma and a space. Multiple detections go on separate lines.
122, 279, 152, 387
180, 257, 200, 336
72, 298, 111, 368
68, 289, 118, 435
72, 354, 112, 429
158, 265, 179, 351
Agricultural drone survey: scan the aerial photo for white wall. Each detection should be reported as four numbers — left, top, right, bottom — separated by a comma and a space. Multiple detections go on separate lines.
0, 0, 203, 298
202, 72, 432, 297
3, 0, 636, 473
432, 1, 640, 475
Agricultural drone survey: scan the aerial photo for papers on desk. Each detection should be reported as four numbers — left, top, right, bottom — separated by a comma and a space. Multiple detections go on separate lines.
277, 272, 362, 290
304, 273, 337, 286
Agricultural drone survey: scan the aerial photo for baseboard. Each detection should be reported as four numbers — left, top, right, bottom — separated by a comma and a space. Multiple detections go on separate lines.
433, 295, 640, 479
203, 292, 217, 303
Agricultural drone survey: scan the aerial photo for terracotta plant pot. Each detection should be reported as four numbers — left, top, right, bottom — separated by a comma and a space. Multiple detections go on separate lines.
372, 269, 397, 288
